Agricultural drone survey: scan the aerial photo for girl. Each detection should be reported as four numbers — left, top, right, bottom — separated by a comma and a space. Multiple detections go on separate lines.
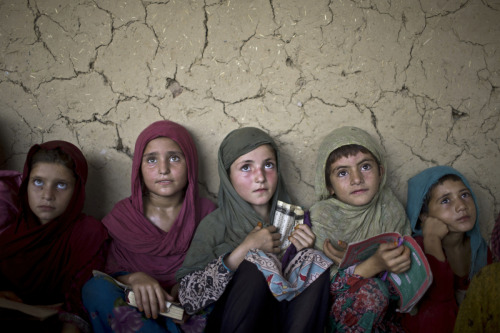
403, 166, 491, 332
176, 127, 331, 333
0, 141, 108, 332
82, 120, 216, 333
310, 126, 412, 332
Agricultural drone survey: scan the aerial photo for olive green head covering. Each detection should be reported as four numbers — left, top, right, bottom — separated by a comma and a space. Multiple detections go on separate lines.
177, 127, 290, 279
310, 127, 410, 277
314, 126, 387, 201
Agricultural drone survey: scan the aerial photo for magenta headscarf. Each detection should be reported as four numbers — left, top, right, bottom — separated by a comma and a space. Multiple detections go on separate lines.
0, 170, 22, 234
103, 120, 216, 289
0, 141, 108, 313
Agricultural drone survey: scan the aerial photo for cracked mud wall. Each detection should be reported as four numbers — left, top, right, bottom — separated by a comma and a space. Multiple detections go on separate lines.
1, 0, 499, 241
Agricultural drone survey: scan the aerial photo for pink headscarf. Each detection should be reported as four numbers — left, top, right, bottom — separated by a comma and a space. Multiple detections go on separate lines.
0, 170, 22, 234
103, 120, 216, 289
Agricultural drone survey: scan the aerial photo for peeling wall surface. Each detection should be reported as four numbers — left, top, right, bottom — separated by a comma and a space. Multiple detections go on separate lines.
1, 0, 499, 241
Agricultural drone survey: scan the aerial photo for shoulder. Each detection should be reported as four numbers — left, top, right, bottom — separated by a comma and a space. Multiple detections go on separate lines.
73, 214, 107, 237
102, 197, 134, 223
198, 197, 217, 217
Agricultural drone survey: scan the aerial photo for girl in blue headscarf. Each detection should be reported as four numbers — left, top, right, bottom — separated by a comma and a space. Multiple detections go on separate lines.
402, 166, 492, 333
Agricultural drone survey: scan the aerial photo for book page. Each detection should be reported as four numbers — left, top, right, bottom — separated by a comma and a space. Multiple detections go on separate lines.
0, 298, 58, 321
338, 232, 432, 313
126, 291, 183, 320
339, 232, 401, 269
388, 236, 433, 312
272, 201, 304, 256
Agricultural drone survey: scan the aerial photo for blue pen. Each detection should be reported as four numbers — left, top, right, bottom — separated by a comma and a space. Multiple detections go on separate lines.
381, 237, 404, 281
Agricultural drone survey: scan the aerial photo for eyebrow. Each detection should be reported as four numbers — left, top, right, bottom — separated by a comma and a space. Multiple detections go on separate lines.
29, 175, 72, 183
143, 150, 184, 158
434, 187, 469, 202
235, 157, 275, 165
332, 158, 375, 172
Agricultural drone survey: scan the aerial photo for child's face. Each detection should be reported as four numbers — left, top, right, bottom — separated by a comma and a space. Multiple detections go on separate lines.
425, 179, 476, 233
141, 137, 188, 199
27, 162, 76, 224
229, 144, 278, 219
327, 151, 383, 206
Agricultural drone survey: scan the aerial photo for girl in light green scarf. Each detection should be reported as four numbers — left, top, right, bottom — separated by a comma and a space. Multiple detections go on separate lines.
177, 127, 331, 333
310, 126, 411, 332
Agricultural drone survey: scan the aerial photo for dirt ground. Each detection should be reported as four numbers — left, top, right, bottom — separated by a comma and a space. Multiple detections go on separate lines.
1, 0, 499, 241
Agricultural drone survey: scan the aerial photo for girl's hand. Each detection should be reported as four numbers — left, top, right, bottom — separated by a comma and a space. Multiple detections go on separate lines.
355, 241, 411, 277
375, 242, 411, 274
243, 223, 282, 254
322, 239, 347, 265
421, 215, 449, 240
224, 223, 282, 271
289, 224, 316, 251
0, 291, 23, 302
420, 215, 448, 261
118, 272, 173, 319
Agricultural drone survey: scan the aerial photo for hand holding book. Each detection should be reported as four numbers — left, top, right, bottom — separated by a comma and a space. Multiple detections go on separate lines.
339, 233, 432, 313
119, 272, 174, 319
92, 270, 184, 320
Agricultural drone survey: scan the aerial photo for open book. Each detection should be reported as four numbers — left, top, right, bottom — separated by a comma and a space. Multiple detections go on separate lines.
0, 297, 59, 321
92, 270, 184, 320
272, 200, 304, 257
339, 232, 432, 313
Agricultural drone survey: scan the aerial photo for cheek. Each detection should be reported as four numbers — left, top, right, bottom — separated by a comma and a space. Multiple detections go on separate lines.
141, 168, 154, 183
266, 170, 278, 187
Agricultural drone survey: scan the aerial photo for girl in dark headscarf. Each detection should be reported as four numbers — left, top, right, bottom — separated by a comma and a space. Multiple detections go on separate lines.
82, 120, 216, 333
177, 127, 331, 333
0, 141, 108, 332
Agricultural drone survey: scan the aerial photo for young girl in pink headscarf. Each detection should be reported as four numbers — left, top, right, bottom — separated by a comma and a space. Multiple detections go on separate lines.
82, 120, 216, 333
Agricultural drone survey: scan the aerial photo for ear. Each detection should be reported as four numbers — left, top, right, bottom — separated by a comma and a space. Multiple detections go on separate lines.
327, 185, 335, 196
419, 212, 428, 224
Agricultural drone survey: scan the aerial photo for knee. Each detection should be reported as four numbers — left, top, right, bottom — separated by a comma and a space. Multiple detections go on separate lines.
339, 279, 390, 310
82, 276, 117, 307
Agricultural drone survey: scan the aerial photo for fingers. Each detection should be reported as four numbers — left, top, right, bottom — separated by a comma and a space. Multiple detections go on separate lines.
289, 225, 316, 250
322, 239, 346, 264
155, 287, 167, 314
146, 286, 159, 319
384, 245, 412, 273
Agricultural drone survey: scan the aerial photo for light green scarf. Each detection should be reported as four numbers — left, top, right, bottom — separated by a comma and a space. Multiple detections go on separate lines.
309, 127, 410, 276
176, 127, 290, 279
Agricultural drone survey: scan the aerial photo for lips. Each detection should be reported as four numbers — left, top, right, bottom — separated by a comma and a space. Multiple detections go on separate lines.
38, 205, 55, 211
253, 188, 268, 193
456, 215, 471, 222
156, 179, 173, 184
351, 189, 368, 195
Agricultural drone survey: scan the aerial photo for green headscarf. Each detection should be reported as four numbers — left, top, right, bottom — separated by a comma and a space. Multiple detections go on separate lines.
309, 126, 411, 276
176, 127, 290, 279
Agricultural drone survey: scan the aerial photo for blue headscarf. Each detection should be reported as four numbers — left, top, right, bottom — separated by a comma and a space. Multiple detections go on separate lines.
407, 166, 488, 279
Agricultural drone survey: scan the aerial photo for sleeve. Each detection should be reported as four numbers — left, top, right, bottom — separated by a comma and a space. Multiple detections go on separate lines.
178, 255, 233, 315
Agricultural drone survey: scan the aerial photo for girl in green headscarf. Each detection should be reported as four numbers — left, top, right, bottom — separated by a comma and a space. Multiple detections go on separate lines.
176, 127, 331, 333
309, 126, 411, 332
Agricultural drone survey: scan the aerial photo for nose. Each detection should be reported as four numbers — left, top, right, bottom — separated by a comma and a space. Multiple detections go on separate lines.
158, 159, 170, 175
350, 169, 364, 185
254, 166, 266, 183
455, 197, 467, 212
42, 186, 55, 201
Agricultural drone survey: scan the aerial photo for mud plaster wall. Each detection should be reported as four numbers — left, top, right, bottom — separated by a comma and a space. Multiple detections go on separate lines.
1, 0, 499, 241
